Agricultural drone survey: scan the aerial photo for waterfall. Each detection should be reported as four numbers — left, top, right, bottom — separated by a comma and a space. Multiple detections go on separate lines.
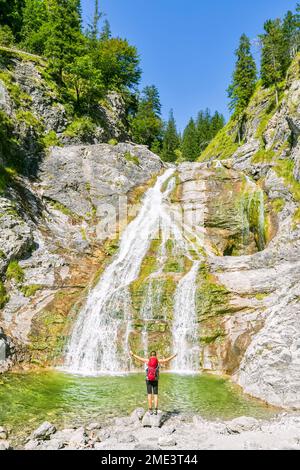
63, 168, 175, 375
63, 167, 204, 375
172, 261, 201, 372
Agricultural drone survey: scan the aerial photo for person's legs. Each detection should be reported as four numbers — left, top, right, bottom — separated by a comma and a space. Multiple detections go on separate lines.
147, 393, 153, 411
146, 380, 153, 412
153, 381, 158, 413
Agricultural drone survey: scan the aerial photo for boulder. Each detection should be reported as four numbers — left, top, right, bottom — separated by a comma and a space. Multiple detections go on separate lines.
24, 439, 41, 450
30, 421, 56, 441
129, 407, 145, 423
226, 416, 260, 434
142, 411, 167, 428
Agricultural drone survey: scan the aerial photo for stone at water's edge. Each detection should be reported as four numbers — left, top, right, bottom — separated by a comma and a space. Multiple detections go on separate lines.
30, 421, 56, 440
142, 411, 167, 428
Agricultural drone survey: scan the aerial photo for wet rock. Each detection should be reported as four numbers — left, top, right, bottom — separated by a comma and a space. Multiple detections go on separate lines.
30, 421, 56, 440
226, 416, 260, 434
142, 411, 167, 428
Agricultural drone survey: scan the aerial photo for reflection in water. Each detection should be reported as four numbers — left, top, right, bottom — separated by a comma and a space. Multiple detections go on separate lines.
0, 371, 277, 444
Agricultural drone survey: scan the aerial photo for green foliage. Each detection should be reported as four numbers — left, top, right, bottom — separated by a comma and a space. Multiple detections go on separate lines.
181, 118, 199, 161
259, 10, 300, 103
93, 37, 141, 91
0, 166, 16, 194
275, 158, 300, 201
0, 280, 9, 308
63, 116, 96, 141
271, 198, 285, 213
108, 138, 118, 145
0, 25, 15, 46
196, 109, 225, 152
41, 130, 60, 148
227, 34, 257, 115
161, 109, 180, 162
130, 85, 163, 148
199, 118, 238, 161
21, 284, 43, 297
293, 207, 300, 225
0, 0, 25, 40
6, 260, 25, 284
251, 148, 275, 163
124, 151, 139, 165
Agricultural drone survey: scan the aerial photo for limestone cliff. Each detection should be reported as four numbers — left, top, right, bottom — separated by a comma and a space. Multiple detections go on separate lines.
196, 54, 300, 408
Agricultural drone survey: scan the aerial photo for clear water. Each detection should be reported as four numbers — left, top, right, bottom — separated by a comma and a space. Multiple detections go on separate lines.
0, 371, 277, 445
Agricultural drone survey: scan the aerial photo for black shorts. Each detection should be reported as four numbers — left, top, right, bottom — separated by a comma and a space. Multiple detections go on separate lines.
146, 380, 158, 394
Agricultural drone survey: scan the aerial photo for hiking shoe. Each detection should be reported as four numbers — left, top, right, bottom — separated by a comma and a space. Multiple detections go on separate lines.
148, 409, 153, 415
154, 409, 158, 415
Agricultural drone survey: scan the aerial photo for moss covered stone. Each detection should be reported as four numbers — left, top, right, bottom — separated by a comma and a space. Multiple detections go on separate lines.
6, 260, 24, 284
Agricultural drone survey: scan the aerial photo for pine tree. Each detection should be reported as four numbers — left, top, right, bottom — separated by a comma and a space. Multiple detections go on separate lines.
282, 10, 299, 64
181, 118, 199, 161
20, 0, 49, 53
0, 0, 25, 40
227, 34, 257, 116
161, 110, 180, 162
100, 20, 112, 41
260, 19, 285, 105
130, 85, 163, 148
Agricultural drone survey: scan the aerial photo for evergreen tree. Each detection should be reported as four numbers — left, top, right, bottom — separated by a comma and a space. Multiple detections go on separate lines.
196, 109, 211, 151
100, 20, 112, 41
45, 0, 83, 82
196, 109, 224, 152
161, 110, 180, 162
20, 0, 49, 53
282, 10, 300, 64
227, 34, 257, 115
130, 85, 163, 148
260, 19, 285, 105
0, 0, 25, 40
181, 118, 199, 161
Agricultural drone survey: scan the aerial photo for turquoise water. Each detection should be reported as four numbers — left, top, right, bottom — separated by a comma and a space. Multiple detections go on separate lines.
0, 370, 277, 444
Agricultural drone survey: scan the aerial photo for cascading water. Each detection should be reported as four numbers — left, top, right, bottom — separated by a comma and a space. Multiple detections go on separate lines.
172, 261, 201, 372
63, 167, 204, 375
63, 169, 180, 374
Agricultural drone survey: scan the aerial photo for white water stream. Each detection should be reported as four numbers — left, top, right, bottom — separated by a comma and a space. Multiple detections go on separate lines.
63, 168, 203, 375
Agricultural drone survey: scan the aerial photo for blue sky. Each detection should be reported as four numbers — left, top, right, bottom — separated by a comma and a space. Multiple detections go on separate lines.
81, 0, 297, 131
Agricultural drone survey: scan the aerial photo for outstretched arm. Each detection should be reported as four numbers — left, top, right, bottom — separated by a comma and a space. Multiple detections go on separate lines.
159, 353, 177, 364
129, 350, 148, 364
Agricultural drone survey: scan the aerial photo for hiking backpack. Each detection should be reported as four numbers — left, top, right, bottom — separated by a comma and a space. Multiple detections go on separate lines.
146, 357, 159, 381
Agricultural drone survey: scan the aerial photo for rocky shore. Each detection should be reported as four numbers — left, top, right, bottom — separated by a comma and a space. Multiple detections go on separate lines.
1, 410, 300, 450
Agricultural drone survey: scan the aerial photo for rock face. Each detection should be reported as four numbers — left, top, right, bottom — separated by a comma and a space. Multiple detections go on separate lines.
196, 54, 300, 408
0, 51, 130, 174
0, 142, 164, 370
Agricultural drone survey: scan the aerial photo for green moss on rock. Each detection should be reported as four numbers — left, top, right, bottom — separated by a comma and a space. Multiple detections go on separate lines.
6, 260, 24, 284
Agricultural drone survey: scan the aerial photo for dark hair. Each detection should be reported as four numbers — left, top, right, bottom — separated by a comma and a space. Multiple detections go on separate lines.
150, 351, 157, 356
